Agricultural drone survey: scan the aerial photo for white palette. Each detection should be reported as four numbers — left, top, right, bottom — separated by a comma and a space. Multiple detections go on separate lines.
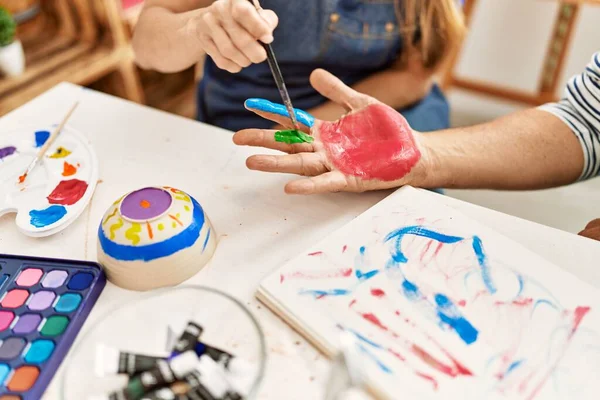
0, 125, 98, 237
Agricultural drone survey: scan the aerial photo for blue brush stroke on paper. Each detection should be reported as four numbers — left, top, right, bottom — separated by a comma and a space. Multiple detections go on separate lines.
35, 131, 50, 147
358, 344, 392, 374
29, 205, 67, 228
385, 226, 463, 263
298, 289, 350, 297
349, 330, 384, 349
355, 269, 379, 281
472, 235, 496, 294
402, 279, 420, 300
202, 228, 211, 252
435, 293, 479, 345
0, 146, 17, 160
244, 98, 315, 128
505, 360, 523, 375
98, 198, 205, 262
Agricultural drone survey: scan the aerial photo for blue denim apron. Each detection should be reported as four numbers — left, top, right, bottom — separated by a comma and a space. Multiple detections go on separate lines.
197, 0, 450, 133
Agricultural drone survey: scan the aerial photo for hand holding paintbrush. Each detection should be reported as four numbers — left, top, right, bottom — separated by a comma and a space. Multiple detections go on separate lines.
18, 101, 79, 184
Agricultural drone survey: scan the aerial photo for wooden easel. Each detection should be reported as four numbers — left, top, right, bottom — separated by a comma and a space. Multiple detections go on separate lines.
442, 0, 597, 106
0, 0, 144, 115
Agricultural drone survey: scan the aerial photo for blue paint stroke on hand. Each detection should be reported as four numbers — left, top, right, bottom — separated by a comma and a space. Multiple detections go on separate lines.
202, 228, 211, 252
245, 98, 315, 128
385, 226, 463, 263
98, 198, 205, 262
35, 131, 51, 148
355, 269, 379, 281
435, 293, 479, 345
29, 205, 67, 228
298, 289, 350, 297
472, 236, 496, 294
0, 146, 17, 160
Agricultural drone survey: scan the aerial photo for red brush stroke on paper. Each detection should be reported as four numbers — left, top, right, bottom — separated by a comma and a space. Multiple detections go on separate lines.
371, 288, 385, 298
342, 245, 348, 253
47, 179, 88, 205
319, 104, 420, 181
280, 268, 352, 283
308, 251, 323, 256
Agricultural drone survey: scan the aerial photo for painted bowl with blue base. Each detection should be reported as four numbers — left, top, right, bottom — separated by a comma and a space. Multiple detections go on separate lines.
96, 186, 216, 291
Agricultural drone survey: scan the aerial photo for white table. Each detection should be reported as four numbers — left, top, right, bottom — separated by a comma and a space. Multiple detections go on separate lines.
2, 83, 600, 400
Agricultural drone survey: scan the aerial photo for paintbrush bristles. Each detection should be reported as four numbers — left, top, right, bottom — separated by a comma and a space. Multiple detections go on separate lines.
19, 101, 79, 184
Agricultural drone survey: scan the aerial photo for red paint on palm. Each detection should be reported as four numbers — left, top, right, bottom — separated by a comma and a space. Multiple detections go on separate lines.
319, 104, 421, 181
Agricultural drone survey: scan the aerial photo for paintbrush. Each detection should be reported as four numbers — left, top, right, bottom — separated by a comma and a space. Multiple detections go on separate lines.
248, 0, 300, 130
18, 101, 80, 184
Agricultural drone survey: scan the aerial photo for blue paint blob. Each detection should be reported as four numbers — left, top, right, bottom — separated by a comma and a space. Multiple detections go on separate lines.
0, 146, 17, 160
54, 293, 82, 313
435, 293, 479, 345
202, 228, 211, 252
355, 269, 379, 281
244, 98, 315, 128
402, 279, 420, 300
98, 198, 205, 262
35, 130, 51, 147
0, 364, 10, 384
68, 272, 94, 290
359, 246, 366, 255
472, 236, 497, 294
29, 205, 67, 228
24, 340, 55, 364
299, 289, 350, 297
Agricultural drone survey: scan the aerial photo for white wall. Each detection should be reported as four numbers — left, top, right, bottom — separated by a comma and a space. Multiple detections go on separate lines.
446, 0, 600, 234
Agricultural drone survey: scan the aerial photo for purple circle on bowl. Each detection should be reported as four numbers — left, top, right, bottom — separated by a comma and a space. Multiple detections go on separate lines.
120, 187, 172, 221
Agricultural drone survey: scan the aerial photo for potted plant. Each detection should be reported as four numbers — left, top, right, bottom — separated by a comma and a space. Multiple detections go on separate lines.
0, 7, 25, 77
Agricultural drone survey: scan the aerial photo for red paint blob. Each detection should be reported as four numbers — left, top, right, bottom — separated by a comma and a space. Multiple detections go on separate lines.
18, 173, 27, 184
47, 179, 88, 206
319, 104, 421, 181
349, 299, 357, 308
371, 288, 385, 298
458, 300, 467, 307
342, 245, 348, 253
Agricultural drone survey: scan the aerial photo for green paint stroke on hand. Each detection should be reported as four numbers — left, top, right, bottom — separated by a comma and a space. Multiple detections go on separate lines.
274, 129, 315, 144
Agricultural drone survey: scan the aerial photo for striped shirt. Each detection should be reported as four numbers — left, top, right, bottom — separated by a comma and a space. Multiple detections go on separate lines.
539, 51, 600, 180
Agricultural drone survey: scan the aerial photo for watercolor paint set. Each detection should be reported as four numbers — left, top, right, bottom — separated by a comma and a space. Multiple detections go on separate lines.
0, 254, 106, 399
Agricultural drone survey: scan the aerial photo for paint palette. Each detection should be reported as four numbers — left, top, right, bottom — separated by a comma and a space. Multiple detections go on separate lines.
0, 254, 106, 399
0, 125, 98, 237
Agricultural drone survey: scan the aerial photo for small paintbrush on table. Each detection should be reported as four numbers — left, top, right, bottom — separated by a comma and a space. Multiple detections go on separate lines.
248, 0, 300, 130
18, 101, 80, 184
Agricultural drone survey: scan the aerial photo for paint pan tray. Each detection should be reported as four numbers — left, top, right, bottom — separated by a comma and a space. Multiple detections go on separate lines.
61, 286, 267, 400
0, 125, 98, 237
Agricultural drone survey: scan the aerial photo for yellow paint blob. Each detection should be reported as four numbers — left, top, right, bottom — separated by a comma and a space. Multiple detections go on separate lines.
49, 147, 72, 159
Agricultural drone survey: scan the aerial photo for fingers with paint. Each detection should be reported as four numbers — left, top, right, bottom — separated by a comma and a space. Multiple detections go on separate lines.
244, 98, 315, 129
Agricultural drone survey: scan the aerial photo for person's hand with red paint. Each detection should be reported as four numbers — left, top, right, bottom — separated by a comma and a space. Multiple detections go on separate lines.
233, 69, 431, 194
579, 219, 600, 242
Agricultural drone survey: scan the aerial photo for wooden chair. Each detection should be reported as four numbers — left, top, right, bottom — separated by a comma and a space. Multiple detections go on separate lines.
0, 0, 144, 115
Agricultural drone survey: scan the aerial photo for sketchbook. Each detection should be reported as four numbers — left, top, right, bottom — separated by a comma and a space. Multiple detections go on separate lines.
257, 187, 600, 400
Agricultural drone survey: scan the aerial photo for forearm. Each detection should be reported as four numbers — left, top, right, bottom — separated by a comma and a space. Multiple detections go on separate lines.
307, 66, 433, 122
421, 109, 584, 190
132, 6, 206, 73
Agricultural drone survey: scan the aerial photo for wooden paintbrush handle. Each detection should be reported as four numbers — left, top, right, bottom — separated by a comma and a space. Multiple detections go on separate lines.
36, 101, 80, 158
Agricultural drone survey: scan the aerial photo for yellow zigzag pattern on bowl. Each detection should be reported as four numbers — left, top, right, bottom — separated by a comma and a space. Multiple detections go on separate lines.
125, 223, 141, 245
